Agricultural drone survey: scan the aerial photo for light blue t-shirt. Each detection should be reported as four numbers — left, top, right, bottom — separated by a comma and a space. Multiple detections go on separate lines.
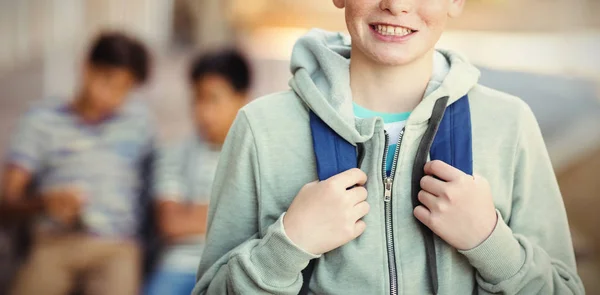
153, 137, 221, 273
6, 101, 154, 238
353, 103, 410, 176
352, 51, 451, 176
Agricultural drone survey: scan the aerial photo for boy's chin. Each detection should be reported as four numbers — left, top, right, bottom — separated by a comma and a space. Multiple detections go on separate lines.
357, 43, 427, 66
369, 51, 422, 67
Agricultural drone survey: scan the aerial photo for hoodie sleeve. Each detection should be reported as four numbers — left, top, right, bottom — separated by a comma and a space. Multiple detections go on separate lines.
458, 103, 585, 294
192, 110, 319, 295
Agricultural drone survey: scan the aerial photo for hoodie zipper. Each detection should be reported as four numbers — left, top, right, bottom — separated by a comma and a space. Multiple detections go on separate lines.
383, 128, 405, 295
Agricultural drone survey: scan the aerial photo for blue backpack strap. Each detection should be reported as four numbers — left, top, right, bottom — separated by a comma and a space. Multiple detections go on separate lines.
304, 95, 472, 295
430, 95, 473, 175
412, 94, 472, 294
309, 111, 358, 180
300, 111, 357, 295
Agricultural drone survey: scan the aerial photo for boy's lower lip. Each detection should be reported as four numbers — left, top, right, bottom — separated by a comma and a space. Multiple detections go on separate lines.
369, 25, 417, 42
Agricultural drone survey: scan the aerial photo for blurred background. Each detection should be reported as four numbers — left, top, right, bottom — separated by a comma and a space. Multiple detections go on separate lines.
0, 0, 599, 293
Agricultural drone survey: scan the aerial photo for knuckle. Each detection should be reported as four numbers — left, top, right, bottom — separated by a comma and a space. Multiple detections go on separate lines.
436, 201, 447, 213
351, 167, 365, 176
355, 222, 366, 236
443, 188, 451, 199
418, 195, 426, 205
302, 182, 315, 191
445, 185, 458, 200
445, 191, 455, 203
343, 224, 355, 237
429, 216, 439, 229
360, 202, 371, 215
323, 180, 338, 192
459, 174, 472, 184
358, 187, 368, 198
440, 186, 451, 199
431, 160, 443, 171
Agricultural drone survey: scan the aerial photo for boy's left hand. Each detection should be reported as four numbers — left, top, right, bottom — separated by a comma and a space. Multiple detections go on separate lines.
414, 160, 498, 251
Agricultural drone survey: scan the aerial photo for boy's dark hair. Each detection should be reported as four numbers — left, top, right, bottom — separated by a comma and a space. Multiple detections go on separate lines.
88, 32, 151, 84
189, 49, 252, 93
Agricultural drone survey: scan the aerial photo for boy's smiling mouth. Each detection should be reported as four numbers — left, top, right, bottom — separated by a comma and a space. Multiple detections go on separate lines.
370, 23, 417, 39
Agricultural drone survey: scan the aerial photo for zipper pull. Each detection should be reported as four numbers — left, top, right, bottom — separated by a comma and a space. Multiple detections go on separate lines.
384, 178, 393, 202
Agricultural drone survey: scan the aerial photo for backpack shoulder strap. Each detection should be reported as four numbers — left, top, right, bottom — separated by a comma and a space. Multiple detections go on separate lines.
430, 94, 473, 175
309, 111, 358, 180
300, 111, 357, 295
411, 94, 473, 294
303, 95, 472, 295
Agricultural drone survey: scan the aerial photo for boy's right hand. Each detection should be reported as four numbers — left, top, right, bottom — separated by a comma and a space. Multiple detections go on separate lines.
41, 188, 85, 226
283, 168, 369, 255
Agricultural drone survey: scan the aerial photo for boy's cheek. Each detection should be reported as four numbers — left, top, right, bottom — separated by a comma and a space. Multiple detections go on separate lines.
418, 4, 452, 29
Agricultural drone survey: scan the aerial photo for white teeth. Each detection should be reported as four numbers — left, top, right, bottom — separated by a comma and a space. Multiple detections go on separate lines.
375, 24, 413, 36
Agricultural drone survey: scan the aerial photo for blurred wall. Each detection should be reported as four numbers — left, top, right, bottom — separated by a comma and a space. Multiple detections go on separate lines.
0, 0, 175, 170
0, 0, 173, 76
226, 0, 600, 32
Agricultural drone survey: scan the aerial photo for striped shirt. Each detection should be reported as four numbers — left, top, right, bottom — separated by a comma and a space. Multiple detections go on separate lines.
6, 100, 154, 238
153, 137, 221, 272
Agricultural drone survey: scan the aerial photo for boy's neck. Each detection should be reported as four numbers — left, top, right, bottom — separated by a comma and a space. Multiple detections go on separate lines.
350, 48, 435, 114
71, 93, 106, 124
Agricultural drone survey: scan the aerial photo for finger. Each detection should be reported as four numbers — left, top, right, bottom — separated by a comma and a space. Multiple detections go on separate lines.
420, 175, 446, 196
329, 168, 367, 188
347, 186, 368, 205
353, 220, 367, 238
413, 206, 432, 228
352, 201, 370, 220
424, 160, 465, 182
417, 190, 439, 211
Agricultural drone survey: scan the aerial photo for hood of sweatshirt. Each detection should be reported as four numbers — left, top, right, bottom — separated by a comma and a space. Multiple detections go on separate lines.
288, 28, 481, 144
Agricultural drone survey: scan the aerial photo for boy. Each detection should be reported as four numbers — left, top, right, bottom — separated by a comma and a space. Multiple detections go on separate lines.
194, 1, 585, 294
2, 32, 153, 295
145, 50, 250, 295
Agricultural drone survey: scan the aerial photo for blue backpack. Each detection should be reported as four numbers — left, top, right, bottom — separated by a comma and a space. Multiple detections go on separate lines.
300, 95, 473, 295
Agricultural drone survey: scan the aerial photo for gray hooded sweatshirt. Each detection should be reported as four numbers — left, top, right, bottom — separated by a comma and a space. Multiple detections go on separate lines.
192, 29, 584, 295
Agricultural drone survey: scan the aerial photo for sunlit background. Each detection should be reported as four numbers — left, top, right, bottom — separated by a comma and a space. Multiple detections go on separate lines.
1, 0, 599, 293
